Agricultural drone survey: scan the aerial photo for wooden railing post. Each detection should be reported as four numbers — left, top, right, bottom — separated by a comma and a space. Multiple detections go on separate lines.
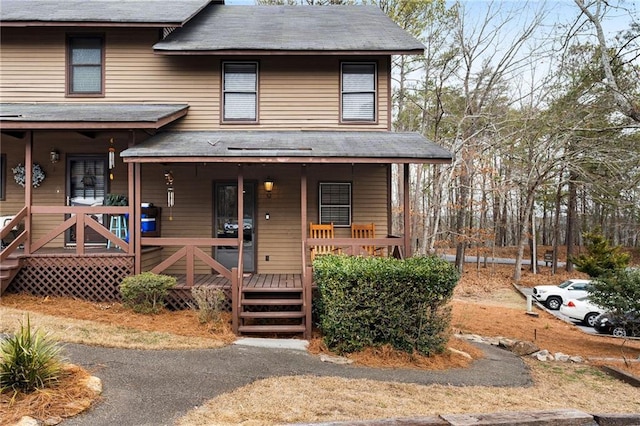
231, 267, 239, 334
304, 266, 313, 339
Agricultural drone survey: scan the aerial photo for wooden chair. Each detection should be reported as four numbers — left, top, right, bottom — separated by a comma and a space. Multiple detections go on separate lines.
309, 222, 336, 261
351, 223, 383, 257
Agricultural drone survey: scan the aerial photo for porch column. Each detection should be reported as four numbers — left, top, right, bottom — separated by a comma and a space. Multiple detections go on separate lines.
127, 132, 136, 255
237, 166, 244, 275
134, 163, 142, 274
23, 131, 33, 254
300, 165, 307, 272
403, 163, 411, 258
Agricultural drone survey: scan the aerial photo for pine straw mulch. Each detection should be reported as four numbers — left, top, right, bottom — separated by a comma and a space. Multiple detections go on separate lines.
0, 364, 99, 425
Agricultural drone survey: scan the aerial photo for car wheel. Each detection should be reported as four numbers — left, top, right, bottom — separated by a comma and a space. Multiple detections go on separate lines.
584, 312, 599, 327
546, 297, 562, 310
612, 327, 627, 337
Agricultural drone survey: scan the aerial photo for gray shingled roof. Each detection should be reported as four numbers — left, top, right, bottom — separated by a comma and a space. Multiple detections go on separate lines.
154, 5, 425, 54
120, 131, 452, 164
0, 103, 189, 129
0, 0, 213, 26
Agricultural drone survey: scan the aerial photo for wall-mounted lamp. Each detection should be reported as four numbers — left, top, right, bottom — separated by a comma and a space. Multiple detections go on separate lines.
264, 177, 274, 198
50, 149, 60, 164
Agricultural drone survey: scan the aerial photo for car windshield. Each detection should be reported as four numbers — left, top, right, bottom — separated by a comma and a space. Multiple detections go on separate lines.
558, 281, 574, 288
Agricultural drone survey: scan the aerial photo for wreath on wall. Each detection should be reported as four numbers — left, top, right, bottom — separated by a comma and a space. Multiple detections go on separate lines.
12, 163, 46, 188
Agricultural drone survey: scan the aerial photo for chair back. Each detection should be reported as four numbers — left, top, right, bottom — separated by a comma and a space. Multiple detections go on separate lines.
351, 223, 377, 256
309, 222, 335, 261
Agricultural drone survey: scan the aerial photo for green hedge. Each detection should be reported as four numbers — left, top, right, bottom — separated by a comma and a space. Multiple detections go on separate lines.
313, 255, 460, 356
119, 272, 176, 314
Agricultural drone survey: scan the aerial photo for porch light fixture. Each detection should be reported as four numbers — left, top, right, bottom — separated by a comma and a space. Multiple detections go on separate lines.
50, 149, 60, 164
264, 178, 274, 198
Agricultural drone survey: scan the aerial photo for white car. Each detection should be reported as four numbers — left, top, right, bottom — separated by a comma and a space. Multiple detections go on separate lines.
559, 297, 604, 327
532, 279, 592, 310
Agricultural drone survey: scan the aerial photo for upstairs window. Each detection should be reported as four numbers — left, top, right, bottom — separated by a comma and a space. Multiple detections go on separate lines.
223, 62, 258, 122
341, 62, 376, 122
319, 182, 351, 227
67, 35, 104, 96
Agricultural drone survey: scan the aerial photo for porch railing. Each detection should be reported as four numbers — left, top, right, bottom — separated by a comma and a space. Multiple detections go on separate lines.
0, 206, 28, 263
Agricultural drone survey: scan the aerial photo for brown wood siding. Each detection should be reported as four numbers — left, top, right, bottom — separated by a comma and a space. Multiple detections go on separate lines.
1, 27, 390, 131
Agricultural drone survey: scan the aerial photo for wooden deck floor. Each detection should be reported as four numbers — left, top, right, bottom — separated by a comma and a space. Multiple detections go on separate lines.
173, 273, 303, 289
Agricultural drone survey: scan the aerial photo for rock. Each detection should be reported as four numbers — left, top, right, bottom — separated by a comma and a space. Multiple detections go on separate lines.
510, 340, 539, 356
16, 417, 40, 426
43, 416, 62, 425
84, 376, 103, 394
319, 354, 353, 365
555, 352, 570, 362
448, 347, 472, 359
570, 356, 584, 363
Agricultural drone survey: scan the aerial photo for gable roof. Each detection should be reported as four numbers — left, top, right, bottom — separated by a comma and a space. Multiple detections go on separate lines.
121, 131, 452, 164
154, 5, 425, 55
0, 0, 214, 27
0, 103, 189, 130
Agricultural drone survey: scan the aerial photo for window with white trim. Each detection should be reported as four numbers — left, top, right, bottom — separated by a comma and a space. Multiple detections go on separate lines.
68, 35, 104, 95
341, 62, 376, 122
223, 62, 258, 122
319, 182, 351, 226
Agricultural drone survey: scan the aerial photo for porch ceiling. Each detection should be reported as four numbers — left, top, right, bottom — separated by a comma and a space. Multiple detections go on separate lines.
0, 103, 189, 130
120, 131, 453, 164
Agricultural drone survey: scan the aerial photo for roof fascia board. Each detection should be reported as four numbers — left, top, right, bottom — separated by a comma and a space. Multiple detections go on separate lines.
153, 49, 425, 56
122, 156, 452, 165
1, 22, 182, 28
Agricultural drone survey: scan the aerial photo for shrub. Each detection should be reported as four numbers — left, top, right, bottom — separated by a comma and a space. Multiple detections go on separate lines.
191, 286, 227, 324
589, 268, 640, 317
313, 255, 460, 356
572, 228, 630, 277
0, 316, 64, 394
119, 272, 176, 314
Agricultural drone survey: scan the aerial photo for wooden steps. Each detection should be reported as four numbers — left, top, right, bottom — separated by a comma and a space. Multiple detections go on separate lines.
0, 255, 23, 295
237, 287, 306, 337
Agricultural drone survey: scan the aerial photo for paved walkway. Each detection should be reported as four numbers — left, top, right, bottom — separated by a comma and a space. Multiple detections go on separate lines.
63, 341, 531, 426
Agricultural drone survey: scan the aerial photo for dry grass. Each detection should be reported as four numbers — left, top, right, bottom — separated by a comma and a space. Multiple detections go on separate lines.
177, 361, 640, 426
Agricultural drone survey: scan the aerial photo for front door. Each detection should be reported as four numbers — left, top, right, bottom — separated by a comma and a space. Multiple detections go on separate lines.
214, 182, 255, 273
66, 156, 108, 245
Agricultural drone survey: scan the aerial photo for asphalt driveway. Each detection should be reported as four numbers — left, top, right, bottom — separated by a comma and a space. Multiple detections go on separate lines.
62, 341, 531, 426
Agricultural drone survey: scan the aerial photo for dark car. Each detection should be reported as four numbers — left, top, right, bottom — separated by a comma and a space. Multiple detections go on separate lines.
594, 312, 640, 337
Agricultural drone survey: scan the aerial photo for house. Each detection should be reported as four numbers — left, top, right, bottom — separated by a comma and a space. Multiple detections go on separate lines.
0, 0, 452, 337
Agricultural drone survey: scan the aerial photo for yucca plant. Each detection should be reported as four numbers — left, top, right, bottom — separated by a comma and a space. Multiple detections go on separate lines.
0, 316, 64, 393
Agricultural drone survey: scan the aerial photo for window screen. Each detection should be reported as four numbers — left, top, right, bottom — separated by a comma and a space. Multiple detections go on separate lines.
319, 183, 351, 226
341, 63, 376, 121
69, 36, 103, 94
223, 62, 258, 121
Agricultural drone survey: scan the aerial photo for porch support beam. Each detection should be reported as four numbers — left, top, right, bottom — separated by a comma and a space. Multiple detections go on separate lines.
134, 162, 142, 274
23, 131, 33, 254
300, 165, 307, 274
237, 166, 244, 275
127, 131, 136, 255
403, 163, 411, 259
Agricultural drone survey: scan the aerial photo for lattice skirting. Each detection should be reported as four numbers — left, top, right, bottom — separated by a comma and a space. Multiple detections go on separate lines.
11, 256, 134, 302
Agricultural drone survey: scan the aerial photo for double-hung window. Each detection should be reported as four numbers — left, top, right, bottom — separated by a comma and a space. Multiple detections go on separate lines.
341, 62, 376, 122
319, 182, 351, 226
223, 62, 258, 122
67, 35, 104, 96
